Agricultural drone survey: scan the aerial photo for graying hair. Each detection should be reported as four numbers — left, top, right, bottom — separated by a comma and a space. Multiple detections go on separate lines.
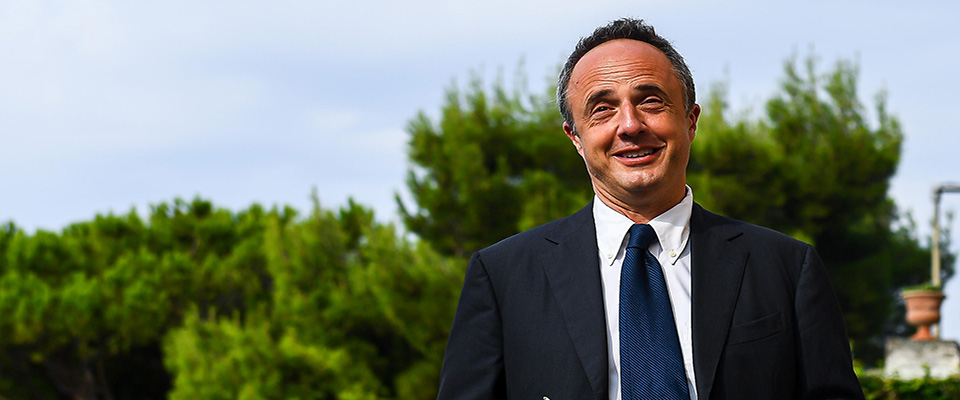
557, 18, 696, 131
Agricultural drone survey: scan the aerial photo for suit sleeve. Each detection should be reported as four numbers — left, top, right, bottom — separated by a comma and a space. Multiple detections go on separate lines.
795, 245, 865, 399
437, 252, 506, 400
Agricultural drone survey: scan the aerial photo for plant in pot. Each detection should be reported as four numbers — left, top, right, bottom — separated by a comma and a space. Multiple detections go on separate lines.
902, 283, 945, 341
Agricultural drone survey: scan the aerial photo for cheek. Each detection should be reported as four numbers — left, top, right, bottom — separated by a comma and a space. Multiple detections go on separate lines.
583, 131, 613, 150
584, 139, 609, 159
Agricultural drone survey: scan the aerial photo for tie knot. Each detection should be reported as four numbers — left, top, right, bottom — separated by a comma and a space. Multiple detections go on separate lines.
628, 224, 656, 249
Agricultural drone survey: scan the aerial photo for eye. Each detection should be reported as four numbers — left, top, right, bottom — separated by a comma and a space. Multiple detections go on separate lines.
640, 97, 665, 110
642, 97, 663, 104
592, 105, 613, 114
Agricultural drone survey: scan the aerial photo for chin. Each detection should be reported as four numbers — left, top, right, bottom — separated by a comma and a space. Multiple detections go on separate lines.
618, 175, 664, 192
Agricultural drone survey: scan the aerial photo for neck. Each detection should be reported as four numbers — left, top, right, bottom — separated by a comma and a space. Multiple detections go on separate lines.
594, 185, 686, 224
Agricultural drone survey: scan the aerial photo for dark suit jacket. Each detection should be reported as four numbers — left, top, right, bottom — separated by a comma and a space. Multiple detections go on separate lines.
437, 203, 864, 399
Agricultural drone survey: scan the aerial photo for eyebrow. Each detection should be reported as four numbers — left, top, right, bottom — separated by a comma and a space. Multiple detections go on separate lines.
584, 89, 615, 113
634, 83, 667, 96
582, 84, 668, 113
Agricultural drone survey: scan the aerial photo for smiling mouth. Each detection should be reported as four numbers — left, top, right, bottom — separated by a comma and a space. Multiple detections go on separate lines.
617, 148, 660, 158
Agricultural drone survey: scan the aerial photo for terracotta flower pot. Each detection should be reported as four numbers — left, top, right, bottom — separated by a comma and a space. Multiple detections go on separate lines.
902, 290, 946, 341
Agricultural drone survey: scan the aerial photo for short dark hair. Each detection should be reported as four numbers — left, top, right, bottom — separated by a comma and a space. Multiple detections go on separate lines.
557, 18, 696, 130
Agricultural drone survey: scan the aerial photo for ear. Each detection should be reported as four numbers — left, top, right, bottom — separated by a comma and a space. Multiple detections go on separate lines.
563, 122, 584, 157
687, 103, 701, 142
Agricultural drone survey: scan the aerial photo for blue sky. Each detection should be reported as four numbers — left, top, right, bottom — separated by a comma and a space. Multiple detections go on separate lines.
2, 0, 959, 337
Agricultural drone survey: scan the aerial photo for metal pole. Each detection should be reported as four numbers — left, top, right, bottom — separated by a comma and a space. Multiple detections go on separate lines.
932, 187, 941, 339
930, 183, 960, 339
933, 187, 942, 288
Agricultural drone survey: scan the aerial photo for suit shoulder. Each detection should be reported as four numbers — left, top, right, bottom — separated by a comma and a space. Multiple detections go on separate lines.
694, 205, 812, 250
476, 204, 593, 261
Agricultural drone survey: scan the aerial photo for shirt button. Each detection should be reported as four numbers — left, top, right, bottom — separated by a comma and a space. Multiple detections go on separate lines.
606, 252, 613, 259
669, 250, 677, 257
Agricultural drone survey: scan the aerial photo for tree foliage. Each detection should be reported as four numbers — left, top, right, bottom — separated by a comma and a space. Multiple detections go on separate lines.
858, 373, 960, 400
0, 197, 462, 399
400, 56, 954, 364
398, 73, 593, 258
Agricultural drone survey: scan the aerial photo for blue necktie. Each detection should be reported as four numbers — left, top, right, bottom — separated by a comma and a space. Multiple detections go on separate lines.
620, 224, 689, 399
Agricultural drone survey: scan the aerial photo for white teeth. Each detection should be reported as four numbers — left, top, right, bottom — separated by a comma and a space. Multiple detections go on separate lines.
621, 149, 654, 158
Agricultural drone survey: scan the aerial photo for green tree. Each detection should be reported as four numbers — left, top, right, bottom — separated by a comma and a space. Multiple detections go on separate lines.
0, 197, 462, 399
163, 199, 462, 399
0, 199, 274, 399
398, 72, 593, 258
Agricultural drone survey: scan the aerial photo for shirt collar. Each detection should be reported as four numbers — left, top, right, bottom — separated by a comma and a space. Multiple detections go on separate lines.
593, 186, 694, 266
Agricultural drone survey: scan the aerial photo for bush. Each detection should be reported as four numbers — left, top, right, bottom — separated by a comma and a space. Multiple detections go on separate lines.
860, 374, 960, 399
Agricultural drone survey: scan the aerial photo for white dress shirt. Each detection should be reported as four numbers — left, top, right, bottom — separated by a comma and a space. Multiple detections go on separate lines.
593, 187, 697, 400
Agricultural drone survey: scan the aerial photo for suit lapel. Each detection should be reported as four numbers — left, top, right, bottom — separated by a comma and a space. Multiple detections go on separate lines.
539, 204, 608, 400
690, 204, 748, 399
536, 203, 746, 399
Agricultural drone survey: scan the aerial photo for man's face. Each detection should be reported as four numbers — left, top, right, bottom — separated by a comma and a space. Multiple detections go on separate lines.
563, 39, 700, 210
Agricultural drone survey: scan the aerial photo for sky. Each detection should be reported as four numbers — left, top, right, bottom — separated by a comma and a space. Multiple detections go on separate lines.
2, 0, 959, 338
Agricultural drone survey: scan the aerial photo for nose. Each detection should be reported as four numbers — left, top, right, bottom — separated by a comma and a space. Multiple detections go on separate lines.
617, 104, 644, 137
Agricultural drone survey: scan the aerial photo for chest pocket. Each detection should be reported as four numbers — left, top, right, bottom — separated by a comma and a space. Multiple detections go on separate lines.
726, 311, 783, 346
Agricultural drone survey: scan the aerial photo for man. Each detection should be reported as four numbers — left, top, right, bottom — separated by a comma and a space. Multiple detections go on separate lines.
437, 18, 864, 399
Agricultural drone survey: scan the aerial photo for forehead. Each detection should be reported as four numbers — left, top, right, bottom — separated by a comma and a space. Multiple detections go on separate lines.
568, 39, 679, 100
